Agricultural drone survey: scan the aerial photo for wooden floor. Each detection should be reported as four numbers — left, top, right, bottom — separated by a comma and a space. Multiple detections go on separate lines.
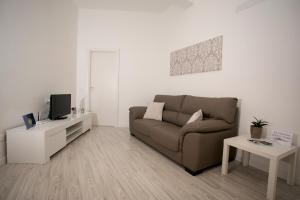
0, 127, 299, 200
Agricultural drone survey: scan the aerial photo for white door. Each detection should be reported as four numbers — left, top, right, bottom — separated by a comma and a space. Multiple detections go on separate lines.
90, 50, 119, 126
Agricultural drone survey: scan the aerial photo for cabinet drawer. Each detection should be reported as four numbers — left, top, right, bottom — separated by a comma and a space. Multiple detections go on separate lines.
46, 130, 66, 157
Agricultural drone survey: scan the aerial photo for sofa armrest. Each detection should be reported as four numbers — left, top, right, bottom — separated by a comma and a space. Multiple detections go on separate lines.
180, 119, 233, 134
129, 106, 147, 120
129, 106, 147, 134
182, 129, 237, 172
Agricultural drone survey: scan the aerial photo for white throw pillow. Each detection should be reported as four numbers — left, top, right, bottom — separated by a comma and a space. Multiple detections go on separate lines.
143, 102, 165, 121
186, 109, 203, 124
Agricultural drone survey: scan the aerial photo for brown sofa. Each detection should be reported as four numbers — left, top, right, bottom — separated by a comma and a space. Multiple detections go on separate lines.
129, 95, 238, 175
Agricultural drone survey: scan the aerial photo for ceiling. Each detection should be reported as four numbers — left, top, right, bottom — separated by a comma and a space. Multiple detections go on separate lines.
73, 0, 194, 13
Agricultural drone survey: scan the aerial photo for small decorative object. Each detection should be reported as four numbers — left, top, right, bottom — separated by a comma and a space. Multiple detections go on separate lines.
80, 107, 85, 114
170, 35, 223, 76
271, 130, 294, 147
71, 107, 77, 116
80, 98, 85, 114
22, 113, 36, 129
250, 117, 269, 139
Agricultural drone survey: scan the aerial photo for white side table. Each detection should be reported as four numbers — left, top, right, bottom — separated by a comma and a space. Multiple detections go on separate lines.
221, 135, 297, 200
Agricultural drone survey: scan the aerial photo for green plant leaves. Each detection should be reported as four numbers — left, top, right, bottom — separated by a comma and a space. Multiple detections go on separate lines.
251, 116, 269, 127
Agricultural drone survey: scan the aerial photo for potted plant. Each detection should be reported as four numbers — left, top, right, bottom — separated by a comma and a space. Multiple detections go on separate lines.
250, 117, 269, 139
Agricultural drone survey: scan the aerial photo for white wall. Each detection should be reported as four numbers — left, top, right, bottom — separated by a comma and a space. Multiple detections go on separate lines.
163, 0, 300, 183
76, 0, 300, 183
0, 0, 78, 165
77, 9, 170, 127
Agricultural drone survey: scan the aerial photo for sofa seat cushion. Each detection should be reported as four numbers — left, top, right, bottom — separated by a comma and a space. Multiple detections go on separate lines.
133, 119, 164, 136
150, 123, 182, 152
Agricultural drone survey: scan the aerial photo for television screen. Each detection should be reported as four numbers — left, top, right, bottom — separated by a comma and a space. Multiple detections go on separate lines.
49, 94, 71, 120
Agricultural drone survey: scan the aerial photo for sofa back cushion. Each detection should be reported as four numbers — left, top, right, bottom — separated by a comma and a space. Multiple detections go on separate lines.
154, 95, 185, 125
177, 96, 237, 126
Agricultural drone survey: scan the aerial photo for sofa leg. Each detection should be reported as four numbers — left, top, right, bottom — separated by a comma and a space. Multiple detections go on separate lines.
184, 167, 203, 176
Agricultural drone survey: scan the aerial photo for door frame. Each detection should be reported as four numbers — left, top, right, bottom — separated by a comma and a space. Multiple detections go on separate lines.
88, 48, 120, 126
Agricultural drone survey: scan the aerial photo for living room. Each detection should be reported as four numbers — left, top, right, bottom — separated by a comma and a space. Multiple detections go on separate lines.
0, 0, 299, 199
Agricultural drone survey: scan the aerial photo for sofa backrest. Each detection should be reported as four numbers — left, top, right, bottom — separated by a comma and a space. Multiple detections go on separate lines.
154, 95, 185, 125
177, 96, 238, 126
154, 95, 238, 127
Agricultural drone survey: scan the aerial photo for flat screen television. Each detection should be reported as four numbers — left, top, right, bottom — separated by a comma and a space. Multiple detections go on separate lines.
49, 94, 71, 120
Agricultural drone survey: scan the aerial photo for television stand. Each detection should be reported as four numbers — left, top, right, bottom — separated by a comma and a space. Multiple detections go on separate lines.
6, 113, 93, 164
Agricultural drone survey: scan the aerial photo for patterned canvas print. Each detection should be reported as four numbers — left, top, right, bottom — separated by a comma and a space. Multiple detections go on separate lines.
170, 36, 223, 76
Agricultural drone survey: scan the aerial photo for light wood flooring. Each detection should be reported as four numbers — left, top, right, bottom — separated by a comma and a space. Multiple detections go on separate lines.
0, 127, 299, 200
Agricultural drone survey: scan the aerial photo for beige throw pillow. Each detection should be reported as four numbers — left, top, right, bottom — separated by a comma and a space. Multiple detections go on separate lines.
186, 109, 203, 124
143, 102, 165, 121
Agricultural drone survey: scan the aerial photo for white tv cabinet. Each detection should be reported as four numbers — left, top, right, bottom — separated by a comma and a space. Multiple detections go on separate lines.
6, 113, 93, 164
